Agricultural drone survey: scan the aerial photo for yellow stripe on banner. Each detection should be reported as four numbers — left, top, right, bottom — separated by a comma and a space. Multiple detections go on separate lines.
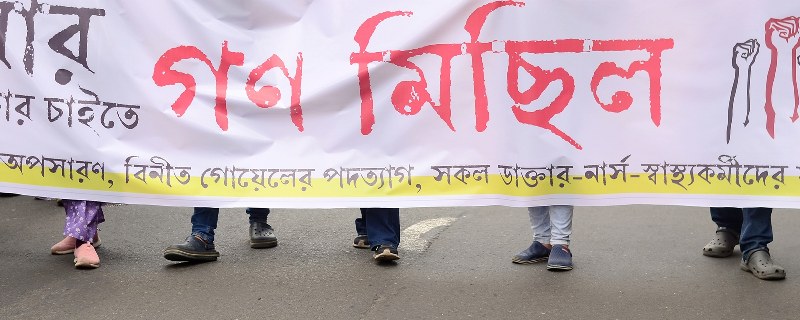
0, 166, 796, 197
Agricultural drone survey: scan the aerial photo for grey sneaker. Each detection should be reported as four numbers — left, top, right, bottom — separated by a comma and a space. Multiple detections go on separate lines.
740, 250, 786, 280
249, 222, 278, 249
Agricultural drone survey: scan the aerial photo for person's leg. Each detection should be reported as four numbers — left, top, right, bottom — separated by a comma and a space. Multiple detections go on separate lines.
547, 205, 574, 271
738, 207, 784, 280
739, 207, 773, 259
710, 207, 744, 235
60, 200, 101, 269
512, 207, 552, 264
549, 205, 573, 246
529, 206, 552, 245
191, 207, 220, 243
362, 208, 400, 261
51, 200, 102, 254
61, 200, 103, 243
703, 207, 743, 257
246, 208, 270, 224
353, 210, 369, 248
83, 201, 104, 243
89, 203, 104, 247
164, 207, 220, 262
247, 208, 277, 248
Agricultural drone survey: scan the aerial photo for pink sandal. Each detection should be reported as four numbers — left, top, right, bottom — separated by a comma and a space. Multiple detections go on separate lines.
73, 243, 100, 269
50, 234, 101, 255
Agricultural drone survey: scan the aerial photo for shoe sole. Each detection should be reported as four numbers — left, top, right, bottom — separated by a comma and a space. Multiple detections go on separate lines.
740, 262, 786, 280
373, 252, 400, 262
73, 259, 99, 269
250, 239, 278, 249
511, 256, 548, 264
353, 239, 370, 249
51, 241, 102, 255
546, 264, 573, 271
163, 249, 219, 262
702, 247, 733, 258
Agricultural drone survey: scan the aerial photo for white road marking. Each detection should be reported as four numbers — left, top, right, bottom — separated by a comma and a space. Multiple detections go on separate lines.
400, 217, 458, 252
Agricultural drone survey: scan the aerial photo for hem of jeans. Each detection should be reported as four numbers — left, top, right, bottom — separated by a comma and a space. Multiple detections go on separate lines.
248, 221, 272, 227
550, 240, 570, 246
715, 227, 741, 239
533, 237, 551, 244
742, 246, 769, 262
370, 243, 398, 250
191, 232, 214, 244
714, 226, 742, 239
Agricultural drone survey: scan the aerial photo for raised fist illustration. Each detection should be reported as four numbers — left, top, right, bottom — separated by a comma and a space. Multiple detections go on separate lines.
732, 39, 759, 70
766, 17, 800, 51
727, 40, 760, 142
764, 17, 800, 137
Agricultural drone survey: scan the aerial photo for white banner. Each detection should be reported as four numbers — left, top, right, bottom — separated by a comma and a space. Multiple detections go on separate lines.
1, 0, 800, 208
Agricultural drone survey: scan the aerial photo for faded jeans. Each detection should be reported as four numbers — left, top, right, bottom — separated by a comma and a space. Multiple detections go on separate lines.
528, 205, 573, 246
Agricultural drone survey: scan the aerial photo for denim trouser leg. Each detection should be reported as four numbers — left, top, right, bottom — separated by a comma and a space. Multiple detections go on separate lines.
191, 207, 219, 243
528, 206, 573, 245
246, 208, 270, 224
740, 207, 773, 260
710, 207, 744, 235
360, 208, 400, 249
355, 212, 367, 236
549, 205, 573, 245
528, 206, 551, 244
710, 207, 773, 261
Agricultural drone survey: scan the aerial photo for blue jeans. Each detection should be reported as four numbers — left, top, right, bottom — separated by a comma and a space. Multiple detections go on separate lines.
354, 208, 400, 249
191, 207, 270, 243
710, 207, 773, 261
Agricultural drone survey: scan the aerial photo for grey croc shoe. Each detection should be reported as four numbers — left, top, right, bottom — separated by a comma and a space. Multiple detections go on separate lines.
702, 229, 739, 258
740, 250, 786, 280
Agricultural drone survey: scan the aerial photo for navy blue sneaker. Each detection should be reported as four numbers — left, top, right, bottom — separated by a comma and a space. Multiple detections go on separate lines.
163, 235, 220, 262
372, 244, 400, 262
546, 244, 573, 271
512, 241, 550, 264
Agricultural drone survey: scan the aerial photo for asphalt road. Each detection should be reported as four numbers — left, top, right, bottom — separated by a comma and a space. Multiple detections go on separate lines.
1, 196, 799, 319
